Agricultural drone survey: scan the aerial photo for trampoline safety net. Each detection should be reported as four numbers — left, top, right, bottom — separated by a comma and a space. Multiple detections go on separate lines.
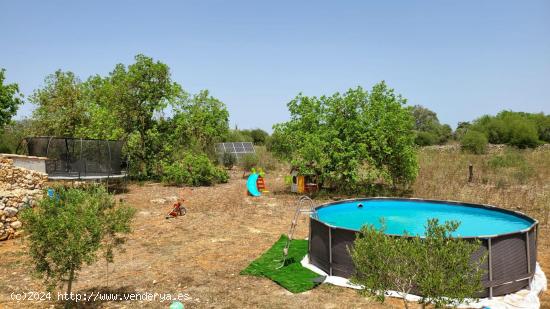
23, 137, 125, 179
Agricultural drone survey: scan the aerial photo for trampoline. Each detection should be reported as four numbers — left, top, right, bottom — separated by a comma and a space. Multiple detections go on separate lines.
19, 137, 127, 180
308, 198, 538, 298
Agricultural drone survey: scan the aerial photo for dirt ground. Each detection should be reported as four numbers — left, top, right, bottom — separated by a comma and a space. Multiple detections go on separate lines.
0, 169, 548, 308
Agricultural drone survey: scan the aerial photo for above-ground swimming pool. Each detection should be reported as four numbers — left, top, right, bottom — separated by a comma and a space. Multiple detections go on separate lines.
308, 198, 538, 298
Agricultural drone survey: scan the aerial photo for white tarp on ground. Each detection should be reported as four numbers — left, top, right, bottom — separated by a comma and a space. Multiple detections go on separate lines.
301, 255, 547, 309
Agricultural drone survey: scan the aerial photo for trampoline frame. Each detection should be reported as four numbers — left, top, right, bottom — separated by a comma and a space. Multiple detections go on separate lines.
308, 197, 538, 298
19, 136, 127, 181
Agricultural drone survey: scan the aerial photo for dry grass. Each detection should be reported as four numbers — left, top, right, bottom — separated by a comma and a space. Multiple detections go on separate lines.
413, 147, 550, 225
0, 147, 548, 309
413, 147, 550, 309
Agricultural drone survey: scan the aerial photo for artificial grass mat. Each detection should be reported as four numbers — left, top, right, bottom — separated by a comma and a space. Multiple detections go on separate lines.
240, 235, 323, 293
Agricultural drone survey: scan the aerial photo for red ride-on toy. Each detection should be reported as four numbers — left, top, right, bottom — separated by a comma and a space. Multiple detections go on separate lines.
165, 191, 189, 219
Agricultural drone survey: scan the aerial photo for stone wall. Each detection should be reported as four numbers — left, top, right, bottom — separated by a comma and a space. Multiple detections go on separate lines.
0, 153, 47, 173
0, 156, 47, 240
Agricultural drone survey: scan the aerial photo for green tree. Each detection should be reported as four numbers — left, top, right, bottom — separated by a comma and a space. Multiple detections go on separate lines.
106, 54, 182, 177
172, 90, 229, 153
266, 127, 293, 159
235, 128, 269, 145
249, 128, 269, 145
273, 82, 418, 192
411, 105, 439, 132
30, 70, 87, 137
0, 119, 33, 153
0, 68, 24, 130
20, 186, 135, 309
410, 105, 452, 145
469, 110, 548, 148
508, 120, 540, 148
76, 75, 125, 140
225, 128, 254, 143
531, 113, 550, 142
454, 121, 471, 140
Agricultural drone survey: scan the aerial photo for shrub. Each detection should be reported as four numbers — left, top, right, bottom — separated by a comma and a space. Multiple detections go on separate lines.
415, 131, 438, 146
508, 121, 540, 148
225, 129, 254, 143
461, 130, 488, 154
222, 151, 237, 169
469, 111, 548, 148
254, 146, 280, 171
249, 128, 269, 145
488, 150, 526, 169
162, 152, 228, 186
238, 128, 269, 145
487, 150, 534, 185
351, 221, 422, 308
410, 105, 452, 145
416, 220, 485, 308
0, 141, 10, 153
0, 120, 33, 154
239, 153, 259, 171
512, 163, 534, 184
351, 219, 485, 309
20, 186, 135, 308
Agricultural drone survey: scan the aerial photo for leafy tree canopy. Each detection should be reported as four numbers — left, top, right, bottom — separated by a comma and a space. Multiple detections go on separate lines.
30, 70, 86, 137
172, 89, 230, 153
469, 110, 549, 148
272, 82, 418, 192
0, 68, 24, 130
21, 186, 135, 308
26, 54, 230, 180
409, 105, 452, 146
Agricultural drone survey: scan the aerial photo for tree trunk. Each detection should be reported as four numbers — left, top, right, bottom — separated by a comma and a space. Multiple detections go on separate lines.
65, 267, 75, 309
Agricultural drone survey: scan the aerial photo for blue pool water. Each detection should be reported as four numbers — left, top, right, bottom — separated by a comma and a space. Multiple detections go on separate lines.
315, 199, 534, 237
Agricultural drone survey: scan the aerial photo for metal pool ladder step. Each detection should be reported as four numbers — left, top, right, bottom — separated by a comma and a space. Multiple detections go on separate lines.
278, 196, 317, 269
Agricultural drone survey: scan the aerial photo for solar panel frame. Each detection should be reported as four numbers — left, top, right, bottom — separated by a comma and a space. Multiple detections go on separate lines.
215, 142, 255, 162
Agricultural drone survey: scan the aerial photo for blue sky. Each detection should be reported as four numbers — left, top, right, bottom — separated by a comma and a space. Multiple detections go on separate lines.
1, 0, 549, 131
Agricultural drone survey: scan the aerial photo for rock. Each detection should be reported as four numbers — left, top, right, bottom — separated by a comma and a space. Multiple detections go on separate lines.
150, 198, 167, 205
3, 207, 17, 217
166, 196, 178, 202
0, 155, 47, 240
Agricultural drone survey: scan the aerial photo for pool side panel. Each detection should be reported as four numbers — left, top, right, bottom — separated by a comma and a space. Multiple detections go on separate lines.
310, 219, 330, 274
308, 198, 538, 298
330, 227, 356, 277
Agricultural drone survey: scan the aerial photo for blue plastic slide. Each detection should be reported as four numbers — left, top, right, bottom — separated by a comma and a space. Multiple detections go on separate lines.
246, 173, 261, 197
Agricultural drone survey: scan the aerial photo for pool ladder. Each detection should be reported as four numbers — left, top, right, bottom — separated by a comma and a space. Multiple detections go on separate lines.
278, 196, 317, 269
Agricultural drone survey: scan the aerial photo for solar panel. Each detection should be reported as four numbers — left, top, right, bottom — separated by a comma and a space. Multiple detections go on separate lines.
215, 142, 255, 162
